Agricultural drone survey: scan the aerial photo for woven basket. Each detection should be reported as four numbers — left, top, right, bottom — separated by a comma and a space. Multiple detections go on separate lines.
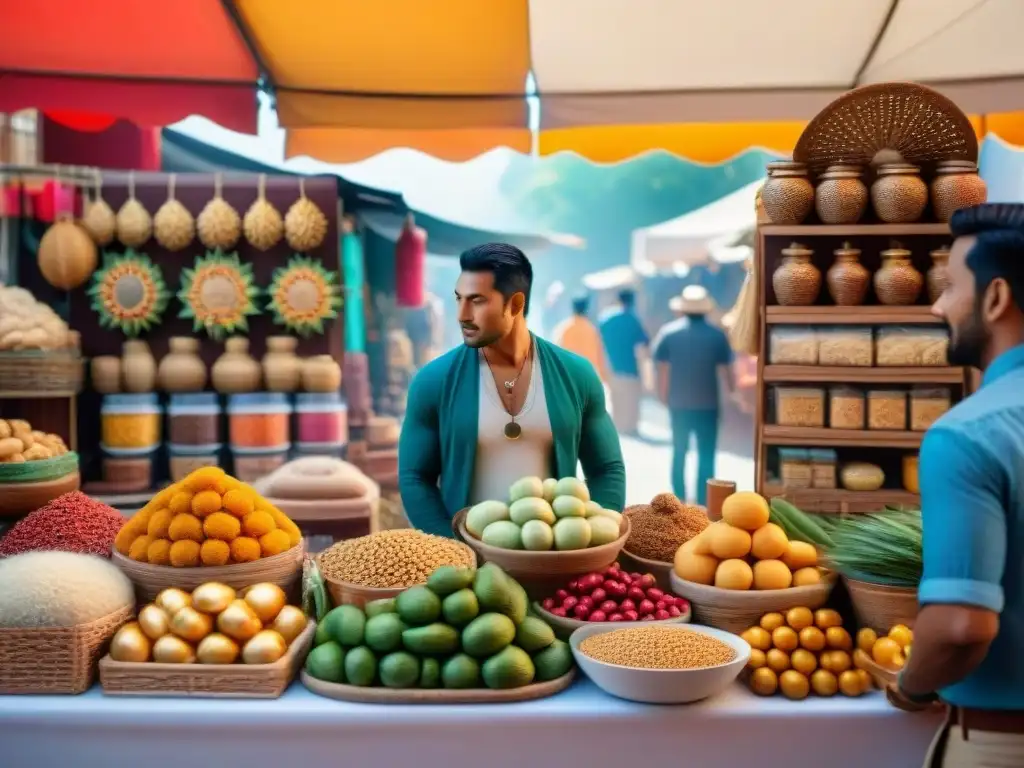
0, 451, 79, 483
669, 572, 835, 634
99, 620, 315, 698
0, 603, 133, 694
0, 471, 80, 518
0, 349, 84, 395
844, 576, 918, 633
111, 544, 305, 603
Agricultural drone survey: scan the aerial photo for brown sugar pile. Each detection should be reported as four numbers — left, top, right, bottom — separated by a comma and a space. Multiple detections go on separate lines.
625, 493, 709, 562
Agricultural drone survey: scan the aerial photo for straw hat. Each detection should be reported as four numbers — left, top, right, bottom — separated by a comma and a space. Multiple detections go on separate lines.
670, 285, 715, 315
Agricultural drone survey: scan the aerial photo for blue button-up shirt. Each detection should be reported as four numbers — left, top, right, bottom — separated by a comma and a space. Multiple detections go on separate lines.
598, 308, 648, 377
918, 343, 1024, 710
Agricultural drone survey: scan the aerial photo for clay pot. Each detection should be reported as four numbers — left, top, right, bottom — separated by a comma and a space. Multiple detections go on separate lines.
871, 164, 928, 224
91, 356, 122, 394
263, 336, 302, 392
927, 247, 951, 304
121, 340, 156, 393
212, 337, 261, 393
302, 355, 342, 393
761, 162, 814, 225
159, 337, 208, 392
931, 161, 987, 222
875, 245, 924, 306
815, 165, 868, 225
826, 242, 870, 306
772, 243, 821, 306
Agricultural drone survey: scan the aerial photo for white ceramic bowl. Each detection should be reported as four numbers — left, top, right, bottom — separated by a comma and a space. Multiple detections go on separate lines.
569, 623, 750, 704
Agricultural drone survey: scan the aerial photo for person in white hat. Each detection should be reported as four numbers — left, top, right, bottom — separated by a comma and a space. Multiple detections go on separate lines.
652, 285, 735, 504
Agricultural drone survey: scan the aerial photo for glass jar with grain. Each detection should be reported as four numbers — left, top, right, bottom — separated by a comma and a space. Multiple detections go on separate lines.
101, 393, 161, 450
817, 326, 873, 366
909, 386, 951, 431
168, 392, 221, 447
774, 386, 826, 428
779, 448, 812, 489
867, 389, 907, 430
810, 449, 838, 489
768, 326, 818, 365
829, 385, 865, 429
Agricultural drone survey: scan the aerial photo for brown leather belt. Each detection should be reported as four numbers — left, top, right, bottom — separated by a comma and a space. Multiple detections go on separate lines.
949, 706, 1024, 736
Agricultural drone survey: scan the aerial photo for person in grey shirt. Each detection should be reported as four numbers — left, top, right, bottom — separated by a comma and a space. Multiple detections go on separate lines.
652, 285, 734, 504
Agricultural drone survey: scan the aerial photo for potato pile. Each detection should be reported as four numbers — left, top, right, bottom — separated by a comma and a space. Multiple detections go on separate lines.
0, 419, 70, 463
673, 491, 822, 590
114, 466, 302, 567
743, 607, 873, 700
0, 285, 73, 350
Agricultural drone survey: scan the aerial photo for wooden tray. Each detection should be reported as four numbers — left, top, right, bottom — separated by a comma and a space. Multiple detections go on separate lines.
300, 667, 576, 704
98, 620, 315, 699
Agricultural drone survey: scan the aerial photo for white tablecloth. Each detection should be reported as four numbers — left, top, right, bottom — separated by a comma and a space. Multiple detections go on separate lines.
0, 680, 942, 768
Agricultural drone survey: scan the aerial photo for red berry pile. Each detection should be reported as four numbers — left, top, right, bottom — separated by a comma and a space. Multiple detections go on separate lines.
541, 563, 690, 623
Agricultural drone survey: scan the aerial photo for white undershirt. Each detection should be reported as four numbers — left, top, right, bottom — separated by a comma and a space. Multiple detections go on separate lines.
469, 354, 552, 505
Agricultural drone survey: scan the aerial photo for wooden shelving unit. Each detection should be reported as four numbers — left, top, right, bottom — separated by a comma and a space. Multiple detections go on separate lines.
754, 220, 976, 513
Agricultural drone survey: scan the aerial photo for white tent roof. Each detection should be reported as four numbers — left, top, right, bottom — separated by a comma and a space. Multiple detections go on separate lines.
631, 180, 763, 268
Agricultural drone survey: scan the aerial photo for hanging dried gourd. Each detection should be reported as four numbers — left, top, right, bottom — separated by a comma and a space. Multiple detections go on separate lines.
243, 173, 284, 251
196, 173, 241, 250
266, 255, 342, 337
115, 171, 153, 248
88, 249, 170, 337
37, 212, 98, 291
81, 172, 116, 246
178, 250, 259, 340
284, 177, 328, 252
153, 173, 196, 251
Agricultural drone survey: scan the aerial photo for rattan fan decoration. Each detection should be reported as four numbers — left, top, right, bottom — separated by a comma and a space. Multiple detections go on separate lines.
793, 83, 978, 175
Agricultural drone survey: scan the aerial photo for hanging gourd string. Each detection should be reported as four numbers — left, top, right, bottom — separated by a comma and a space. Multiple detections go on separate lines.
127, 169, 136, 202
168, 173, 176, 202
258, 173, 267, 201
299, 176, 307, 200
214, 172, 223, 200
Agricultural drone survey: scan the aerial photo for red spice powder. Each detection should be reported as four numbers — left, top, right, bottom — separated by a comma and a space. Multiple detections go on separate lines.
0, 491, 126, 558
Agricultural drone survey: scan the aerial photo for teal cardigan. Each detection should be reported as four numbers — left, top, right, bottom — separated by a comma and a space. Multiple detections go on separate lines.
398, 335, 626, 537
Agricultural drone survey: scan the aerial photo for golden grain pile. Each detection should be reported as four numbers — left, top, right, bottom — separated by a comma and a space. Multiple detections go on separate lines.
625, 493, 710, 562
318, 529, 475, 588
579, 626, 736, 669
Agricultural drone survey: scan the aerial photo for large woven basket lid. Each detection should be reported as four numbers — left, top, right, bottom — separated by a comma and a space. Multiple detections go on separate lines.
794, 82, 977, 175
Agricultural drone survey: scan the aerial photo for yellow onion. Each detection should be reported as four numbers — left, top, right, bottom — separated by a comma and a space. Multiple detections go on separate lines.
192, 582, 236, 615
216, 599, 262, 642
109, 622, 151, 663
169, 606, 213, 643
242, 630, 287, 665
155, 588, 192, 616
243, 583, 287, 624
196, 633, 240, 664
270, 606, 308, 645
137, 604, 171, 641
153, 635, 196, 664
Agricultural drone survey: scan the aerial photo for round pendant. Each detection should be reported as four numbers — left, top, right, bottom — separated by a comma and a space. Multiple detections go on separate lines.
504, 421, 522, 440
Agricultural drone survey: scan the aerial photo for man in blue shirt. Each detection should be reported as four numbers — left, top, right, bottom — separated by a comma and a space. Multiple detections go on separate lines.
599, 288, 649, 436
888, 204, 1024, 766
652, 285, 733, 505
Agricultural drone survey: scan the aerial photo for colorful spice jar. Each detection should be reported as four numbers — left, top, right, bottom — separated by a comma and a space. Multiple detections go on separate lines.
168, 392, 222, 447
169, 444, 222, 483
101, 393, 161, 450
227, 392, 292, 450
231, 445, 290, 484
100, 445, 156, 492
295, 392, 348, 446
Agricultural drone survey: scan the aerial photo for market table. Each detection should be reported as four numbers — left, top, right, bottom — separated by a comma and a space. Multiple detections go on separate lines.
0, 680, 941, 768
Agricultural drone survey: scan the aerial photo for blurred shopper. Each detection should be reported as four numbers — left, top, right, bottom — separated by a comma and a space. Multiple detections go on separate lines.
653, 285, 734, 504
553, 294, 608, 382
885, 204, 1024, 768
599, 288, 649, 435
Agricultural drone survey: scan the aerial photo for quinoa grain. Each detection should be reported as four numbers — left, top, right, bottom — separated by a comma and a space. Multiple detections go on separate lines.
319, 529, 475, 588
579, 626, 736, 670
625, 494, 709, 562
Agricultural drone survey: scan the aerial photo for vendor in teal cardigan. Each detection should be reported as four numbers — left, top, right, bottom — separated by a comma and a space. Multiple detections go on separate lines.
398, 243, 626, 537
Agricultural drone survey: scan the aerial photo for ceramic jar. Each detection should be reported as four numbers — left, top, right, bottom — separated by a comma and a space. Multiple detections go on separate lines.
212, 337, 261, 393
302, 355, 342, 393
158, 337, 208, 392
761, 162, 814, 225
121, 340, 156, 393
875, 245, 924, 306
826, 242, 870, 306
815, 165, 868, 225
91, 356, 122, 394
931, 161, 987, 222
772, 242, 821, 306
927, 247, 951, 304
871, 164, 928, 223
263, 336, 302, 392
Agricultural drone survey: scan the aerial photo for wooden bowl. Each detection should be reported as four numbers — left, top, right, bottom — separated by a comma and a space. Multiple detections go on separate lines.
532, 601, 691, 641
669, 571, 836, 634
0, 472, 80, 517
617, 549, 674, 589
453, 508, 630, 597
111, 544, 305, 603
